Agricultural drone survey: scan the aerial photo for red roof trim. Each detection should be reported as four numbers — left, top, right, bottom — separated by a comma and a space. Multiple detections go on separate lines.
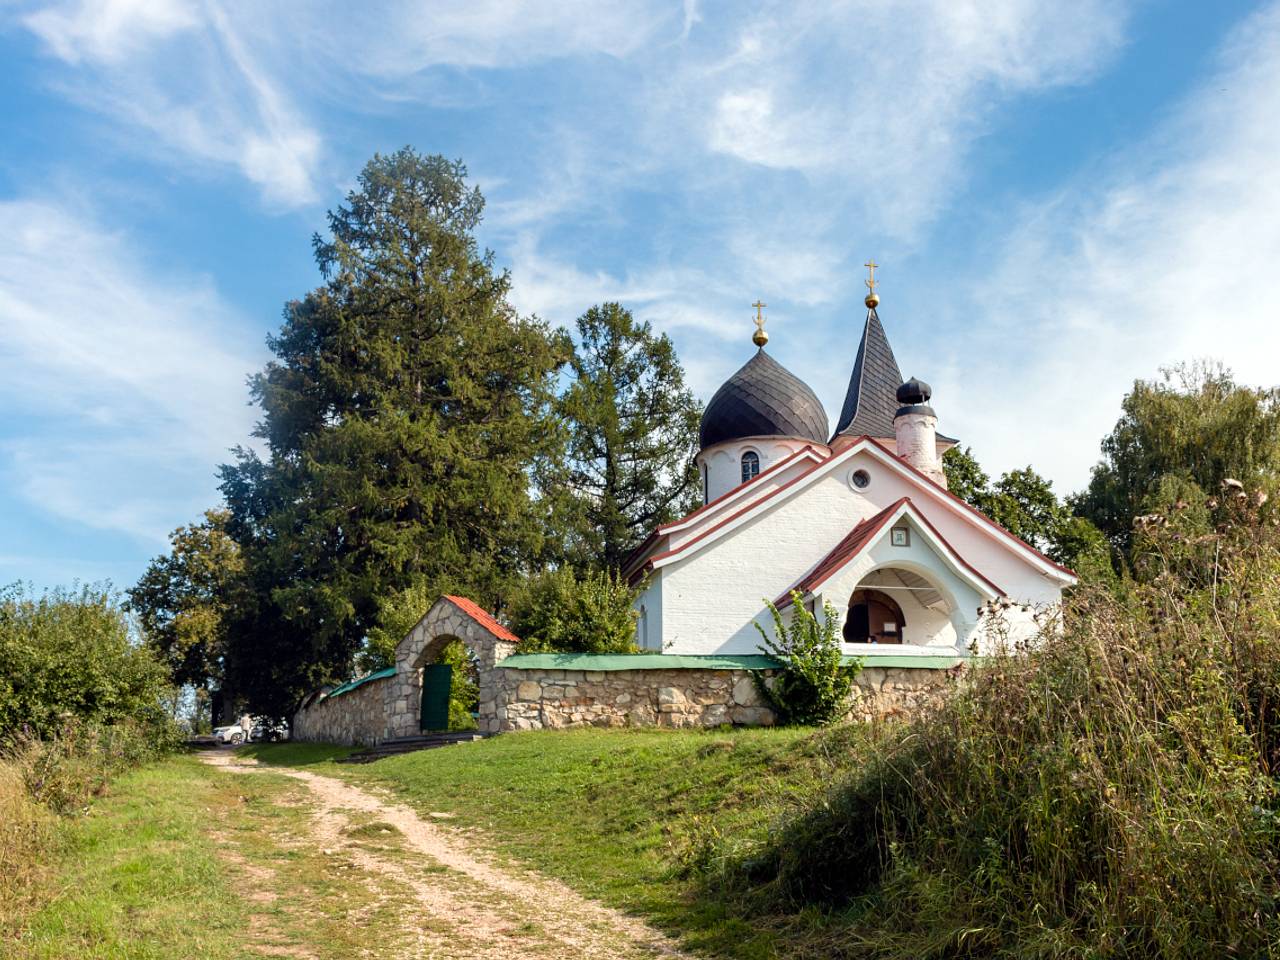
621, 444, 827, 577
442, 595, 521, 644
656, 445, 825, 533
857, 436, 1077, 580
633, 434, 1075, 585
775, 497, 1005, 607
642, 453, 827, 570
775, 499, 906, 606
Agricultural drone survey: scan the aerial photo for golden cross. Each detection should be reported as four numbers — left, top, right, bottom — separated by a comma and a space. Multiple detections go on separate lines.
864, 260, 879, 294
752, 299, 767, 332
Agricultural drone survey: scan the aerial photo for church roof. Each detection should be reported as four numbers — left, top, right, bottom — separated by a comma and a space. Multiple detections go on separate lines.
775, 496, 1004, 607
628, 435, 1077, 585
832, 308, 957, 445
832, 308, 903, 440
699, 348, 829, 448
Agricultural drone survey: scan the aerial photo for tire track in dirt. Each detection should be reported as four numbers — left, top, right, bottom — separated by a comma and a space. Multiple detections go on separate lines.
200, 750, 690, 960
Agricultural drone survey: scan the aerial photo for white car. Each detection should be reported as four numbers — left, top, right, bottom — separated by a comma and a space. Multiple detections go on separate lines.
212, 724, 248, 745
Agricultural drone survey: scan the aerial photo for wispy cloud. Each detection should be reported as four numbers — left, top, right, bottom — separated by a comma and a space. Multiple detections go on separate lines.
21, 0, 321, 206
668, 0, 1130, 237
15, 0, 684, 208
0, 198, 262, 542
932, 2, 1280, 493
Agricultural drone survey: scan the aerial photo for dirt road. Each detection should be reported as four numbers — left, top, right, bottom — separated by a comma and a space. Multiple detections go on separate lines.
200, 750, 689, 959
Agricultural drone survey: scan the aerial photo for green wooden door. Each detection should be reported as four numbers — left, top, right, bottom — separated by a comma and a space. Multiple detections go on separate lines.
420, 663, 453, 732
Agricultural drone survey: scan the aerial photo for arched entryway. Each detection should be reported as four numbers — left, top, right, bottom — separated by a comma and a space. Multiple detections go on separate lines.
844, 588, 906, 643
385, 595, 521, 739
409, 634, 481, 732
844, 566, 959, 647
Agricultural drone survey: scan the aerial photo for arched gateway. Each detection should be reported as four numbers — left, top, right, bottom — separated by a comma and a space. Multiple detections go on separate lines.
384, 595, 520, 738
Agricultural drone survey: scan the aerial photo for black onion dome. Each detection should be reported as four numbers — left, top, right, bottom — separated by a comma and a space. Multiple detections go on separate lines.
699, 349, 829, 448
896, 377, 932, 405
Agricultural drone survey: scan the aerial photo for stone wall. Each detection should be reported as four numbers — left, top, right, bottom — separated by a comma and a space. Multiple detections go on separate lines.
287, 590, 964, 746
292, 675, 388, 747
385, 595, 518, 739
493, 662, 957, 732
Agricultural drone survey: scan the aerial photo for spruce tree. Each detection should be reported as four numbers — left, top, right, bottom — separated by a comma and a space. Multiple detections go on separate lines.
547, 302, 702, 570
219, 149, 565, 715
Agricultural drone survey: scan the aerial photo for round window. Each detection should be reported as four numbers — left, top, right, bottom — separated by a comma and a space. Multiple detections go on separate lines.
851, 469, 871, 490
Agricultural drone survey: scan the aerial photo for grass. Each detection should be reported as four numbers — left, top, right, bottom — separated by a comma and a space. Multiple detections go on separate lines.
2, 751, 424, 960
249, 725, 871, 958
3, 754, 244, 959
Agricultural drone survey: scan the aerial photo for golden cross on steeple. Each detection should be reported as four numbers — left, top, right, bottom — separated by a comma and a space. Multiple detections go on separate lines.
751, 299, 769, 346
864, 260, 881, 308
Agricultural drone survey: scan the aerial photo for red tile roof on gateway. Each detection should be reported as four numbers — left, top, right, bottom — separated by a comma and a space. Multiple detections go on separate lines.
442, 595, 521, 644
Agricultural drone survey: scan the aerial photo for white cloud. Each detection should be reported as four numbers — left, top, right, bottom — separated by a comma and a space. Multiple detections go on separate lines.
21, 0, 321, 206
0, 198, 262, 542
682, 0, 1130, 238
15, 0, 682, 208
934, 2, 1280, 494
23, 0, 195, 64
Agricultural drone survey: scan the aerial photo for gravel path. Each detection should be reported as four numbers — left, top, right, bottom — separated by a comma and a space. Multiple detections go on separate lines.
200, 750, 690, 960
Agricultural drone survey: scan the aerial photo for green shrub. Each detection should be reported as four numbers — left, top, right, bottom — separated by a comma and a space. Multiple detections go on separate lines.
7, 718, 178, 815
437, 638, 479, 731
0, 583, 174, 739
752, 593, 859, 726
720, 490, 1280, 958
507, 567, 639, 653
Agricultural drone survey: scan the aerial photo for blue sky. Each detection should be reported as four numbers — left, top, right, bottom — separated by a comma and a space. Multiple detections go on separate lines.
2, 0, 1279, 591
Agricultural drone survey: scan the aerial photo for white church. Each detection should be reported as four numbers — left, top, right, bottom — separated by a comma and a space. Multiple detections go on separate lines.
622, 275, 1076, 659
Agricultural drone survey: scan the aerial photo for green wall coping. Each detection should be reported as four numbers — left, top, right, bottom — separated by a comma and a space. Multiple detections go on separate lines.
496, 652, 964, 672
323, 665, 396, 700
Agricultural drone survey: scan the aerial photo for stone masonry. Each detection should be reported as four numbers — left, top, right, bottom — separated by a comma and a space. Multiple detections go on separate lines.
291, 593, 961, 744
384, 595, 518, 739
292, 675, 387, 747
492, 661, 956, 732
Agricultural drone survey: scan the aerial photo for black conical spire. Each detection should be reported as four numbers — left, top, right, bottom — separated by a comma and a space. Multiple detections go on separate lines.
831, 308, 904, 440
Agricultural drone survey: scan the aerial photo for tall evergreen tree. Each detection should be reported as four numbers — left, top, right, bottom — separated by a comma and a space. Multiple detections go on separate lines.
546, 302, 702, 570
219, 149, 565, 715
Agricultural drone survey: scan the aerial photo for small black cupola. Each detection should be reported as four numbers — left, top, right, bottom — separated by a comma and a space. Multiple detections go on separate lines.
895, 377, 935, 417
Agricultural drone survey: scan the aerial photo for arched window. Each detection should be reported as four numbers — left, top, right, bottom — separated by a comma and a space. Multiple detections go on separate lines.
702, 463, 709, 504
844, 589, 906, 644
740, 451, 760, 484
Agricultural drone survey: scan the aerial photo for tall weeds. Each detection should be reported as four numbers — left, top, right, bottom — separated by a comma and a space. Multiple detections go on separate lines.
720, 491, 1280, 958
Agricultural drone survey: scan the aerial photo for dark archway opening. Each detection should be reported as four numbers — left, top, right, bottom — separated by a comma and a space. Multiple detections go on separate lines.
844, 588, 906, 644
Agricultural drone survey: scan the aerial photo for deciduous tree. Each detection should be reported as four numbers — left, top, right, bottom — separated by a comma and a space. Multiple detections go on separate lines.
126, 510, 244, 711
1074, 361, 1280, 555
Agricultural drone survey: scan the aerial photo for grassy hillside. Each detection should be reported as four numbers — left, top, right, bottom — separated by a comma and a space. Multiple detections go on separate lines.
250, 725, 865, 957
252, 495, 1280, 960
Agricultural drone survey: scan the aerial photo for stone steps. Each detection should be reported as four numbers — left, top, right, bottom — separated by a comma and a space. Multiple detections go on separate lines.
336, 731, 487, 764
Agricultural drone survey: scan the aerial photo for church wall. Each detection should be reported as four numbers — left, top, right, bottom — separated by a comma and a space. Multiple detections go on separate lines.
696, 437, 818, 506
651, 448, 1063, 656
635, 577, 663, 651
659, 471, 883, 654
669, 448, 821, 552
840, 449, 1064, 610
